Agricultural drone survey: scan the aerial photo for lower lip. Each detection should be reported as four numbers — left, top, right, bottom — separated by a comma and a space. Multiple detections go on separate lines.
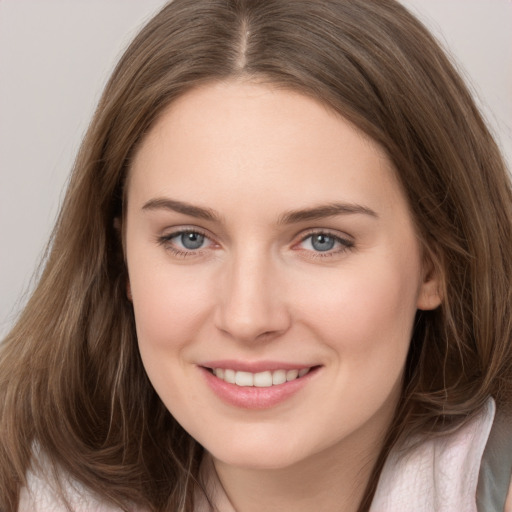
199, 366, 319, 409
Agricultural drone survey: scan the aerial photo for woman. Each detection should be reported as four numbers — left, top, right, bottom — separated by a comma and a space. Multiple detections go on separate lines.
1, 0, 511, 511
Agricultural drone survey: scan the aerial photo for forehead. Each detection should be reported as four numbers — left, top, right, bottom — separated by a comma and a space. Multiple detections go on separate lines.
128, 80, 408, 221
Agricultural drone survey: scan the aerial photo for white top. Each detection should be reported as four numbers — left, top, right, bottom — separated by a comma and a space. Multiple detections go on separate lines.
370, 398, 495, 512
19, 399, 496, 512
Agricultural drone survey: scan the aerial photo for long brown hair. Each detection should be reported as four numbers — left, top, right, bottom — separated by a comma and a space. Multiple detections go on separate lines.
1, 1, 511, 511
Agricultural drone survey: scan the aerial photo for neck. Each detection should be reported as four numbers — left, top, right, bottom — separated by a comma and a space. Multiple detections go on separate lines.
214, 450, 373, 512
204, 410, 392, 512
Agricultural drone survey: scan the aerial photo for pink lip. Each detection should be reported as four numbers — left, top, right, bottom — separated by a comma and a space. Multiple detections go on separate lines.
199, 364, 320, 410
200, 359, 313, 373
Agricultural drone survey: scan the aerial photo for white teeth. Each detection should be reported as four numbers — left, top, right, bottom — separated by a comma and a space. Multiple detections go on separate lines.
235, 371, 253, 387
212, 367, 312, 386
254, 371, 273, 387
286, 369, 299, 381
224, 369, 236, 384
273, 369, 287, 385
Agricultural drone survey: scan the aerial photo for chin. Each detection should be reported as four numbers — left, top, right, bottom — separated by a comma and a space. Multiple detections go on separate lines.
205, 434, 319, 471
214, 451, 304, 471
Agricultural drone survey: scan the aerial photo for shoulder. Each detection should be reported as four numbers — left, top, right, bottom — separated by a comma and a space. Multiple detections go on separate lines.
19, 449, 125, 512
371, 398, 498, 512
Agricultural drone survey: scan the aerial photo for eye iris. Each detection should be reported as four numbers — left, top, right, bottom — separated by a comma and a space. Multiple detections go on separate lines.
181, 232, 204, 250
311, 234, 335, 252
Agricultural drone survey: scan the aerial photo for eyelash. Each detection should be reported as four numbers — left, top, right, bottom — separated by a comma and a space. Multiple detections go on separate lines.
295, 230, 354, 258
157, 228, 212, 258
157, 228, 354, 259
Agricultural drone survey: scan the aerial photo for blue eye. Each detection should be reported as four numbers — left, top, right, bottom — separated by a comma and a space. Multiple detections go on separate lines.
175, 231, 206, 250
310, 234, 336, 252
299, 232, 353, 254
158, 229, 212, 255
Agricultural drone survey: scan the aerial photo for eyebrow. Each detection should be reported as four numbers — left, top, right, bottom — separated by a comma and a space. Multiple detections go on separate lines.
141, 197, 378, 223
278, 203, 378, 224
142, 198, 220, 222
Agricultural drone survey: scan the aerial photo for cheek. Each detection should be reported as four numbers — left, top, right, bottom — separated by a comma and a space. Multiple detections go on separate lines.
291, 257, 420, 434
129, 266, 216, 413
294, 255, 421, 356
129, 263, 214, 355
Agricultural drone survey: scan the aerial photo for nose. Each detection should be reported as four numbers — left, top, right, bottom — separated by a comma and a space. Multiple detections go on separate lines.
214, 249, 291, 343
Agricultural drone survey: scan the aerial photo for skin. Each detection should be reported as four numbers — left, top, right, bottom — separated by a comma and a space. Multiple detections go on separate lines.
125, 80, 441, 512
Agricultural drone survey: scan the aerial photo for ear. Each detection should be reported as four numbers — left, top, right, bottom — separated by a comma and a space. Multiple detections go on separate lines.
416, 256, 443, 311
126, 280, 133, 302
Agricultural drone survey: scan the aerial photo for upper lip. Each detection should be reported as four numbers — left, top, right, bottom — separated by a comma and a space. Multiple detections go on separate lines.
200, 360, 318, 373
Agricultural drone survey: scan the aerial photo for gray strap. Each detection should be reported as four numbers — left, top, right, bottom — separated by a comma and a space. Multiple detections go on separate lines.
476, 410, 512, 511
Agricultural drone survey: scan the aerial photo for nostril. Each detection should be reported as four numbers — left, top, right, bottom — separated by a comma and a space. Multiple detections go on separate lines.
256, 330, 279, 340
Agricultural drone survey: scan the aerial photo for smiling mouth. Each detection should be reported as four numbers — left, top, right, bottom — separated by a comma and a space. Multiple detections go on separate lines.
206, 367, 317, 387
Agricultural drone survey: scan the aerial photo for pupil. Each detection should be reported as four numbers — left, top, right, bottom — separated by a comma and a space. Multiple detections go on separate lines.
312, 234, 335, 252
181, 232, 204, 250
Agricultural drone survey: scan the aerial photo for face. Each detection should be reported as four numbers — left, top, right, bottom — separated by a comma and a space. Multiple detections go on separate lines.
125, 81, 440, 470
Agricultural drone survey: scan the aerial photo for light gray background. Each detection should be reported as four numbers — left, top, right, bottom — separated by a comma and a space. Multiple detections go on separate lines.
1, 0, 511, 339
